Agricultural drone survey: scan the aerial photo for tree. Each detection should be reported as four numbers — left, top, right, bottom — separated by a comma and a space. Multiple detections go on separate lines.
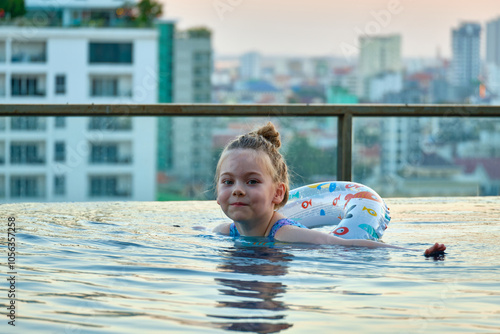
136, 0, 163, 26
284, 136, 336, 184
1, 0, 26, 19
187, 27, 212, 39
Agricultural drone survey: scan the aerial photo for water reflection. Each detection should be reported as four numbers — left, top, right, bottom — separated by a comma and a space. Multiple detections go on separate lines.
210, 245, 294, 333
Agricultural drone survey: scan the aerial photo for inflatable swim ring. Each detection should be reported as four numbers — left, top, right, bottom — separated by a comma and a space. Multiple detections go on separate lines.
279, 181, 390, 241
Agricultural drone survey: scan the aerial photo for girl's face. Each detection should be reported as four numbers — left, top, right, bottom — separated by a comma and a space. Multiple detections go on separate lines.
217, 149, 284, 226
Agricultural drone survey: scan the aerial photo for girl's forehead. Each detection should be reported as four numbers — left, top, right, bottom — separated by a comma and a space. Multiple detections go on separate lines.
221, 149, 272, 172
226, 148, 260, 159
225, 149, 268, 162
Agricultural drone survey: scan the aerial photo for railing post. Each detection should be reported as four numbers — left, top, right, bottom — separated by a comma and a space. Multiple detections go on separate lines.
337, 113, 353, 181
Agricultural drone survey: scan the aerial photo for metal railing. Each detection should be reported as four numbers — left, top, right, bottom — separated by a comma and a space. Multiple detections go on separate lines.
1, 104, 500, 181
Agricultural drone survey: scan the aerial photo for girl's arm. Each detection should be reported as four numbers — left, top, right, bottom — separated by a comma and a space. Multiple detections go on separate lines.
275, 225, 446, 255
275, 225, 406, 249
213, 222, 231, 235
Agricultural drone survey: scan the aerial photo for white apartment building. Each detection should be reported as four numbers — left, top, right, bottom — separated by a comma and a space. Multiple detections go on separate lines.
0, 26, 158, 202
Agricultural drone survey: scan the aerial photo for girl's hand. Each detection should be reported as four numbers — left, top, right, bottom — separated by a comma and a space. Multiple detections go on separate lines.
424, 243, 446, 257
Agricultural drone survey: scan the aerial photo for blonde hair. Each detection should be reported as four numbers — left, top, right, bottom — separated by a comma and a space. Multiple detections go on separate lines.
215, 122, 290, 209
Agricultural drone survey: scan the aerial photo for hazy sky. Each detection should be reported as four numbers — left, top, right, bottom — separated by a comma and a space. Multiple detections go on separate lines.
160, 0, 499, 59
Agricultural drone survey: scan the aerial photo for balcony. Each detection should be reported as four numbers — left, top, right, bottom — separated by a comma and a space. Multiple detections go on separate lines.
11, 41, 47, 63
89, 75, 132, 98
0, 41, 5, 63
10, 142, 46, 165
88, 116, 132, 131
11, 74, 47, 97
9, 175, 45, 198
10, 117, 46, 131
0, 141, 4, 164
90, 142, 133, 165
0, 75, 5, 97
89, 174, 132, 198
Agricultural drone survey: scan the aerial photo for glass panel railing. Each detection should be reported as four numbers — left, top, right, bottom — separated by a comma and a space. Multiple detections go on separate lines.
0, 115, 338, 202
160, 116, 337, 201
353, 117, 500, 197
0, 110, 499, 203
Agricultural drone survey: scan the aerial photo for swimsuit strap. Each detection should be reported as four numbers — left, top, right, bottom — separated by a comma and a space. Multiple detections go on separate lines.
229, 222, 240, 237
268, 218, 307, 240
229, 218, 307, 241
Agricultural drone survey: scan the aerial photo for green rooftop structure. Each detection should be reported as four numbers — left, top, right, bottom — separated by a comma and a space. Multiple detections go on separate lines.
326, 86, 359, 104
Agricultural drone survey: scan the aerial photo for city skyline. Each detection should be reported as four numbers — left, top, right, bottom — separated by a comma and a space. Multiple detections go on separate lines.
162, 0, 499, 60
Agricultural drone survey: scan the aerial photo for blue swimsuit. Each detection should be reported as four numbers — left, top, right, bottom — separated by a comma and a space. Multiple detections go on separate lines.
229, 218, 307, 241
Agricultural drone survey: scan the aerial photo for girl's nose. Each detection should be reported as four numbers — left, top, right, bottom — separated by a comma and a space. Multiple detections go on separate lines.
232, 184, 245, 196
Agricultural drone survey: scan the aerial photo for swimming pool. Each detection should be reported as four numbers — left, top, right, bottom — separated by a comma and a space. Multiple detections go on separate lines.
2, 197, 500, 333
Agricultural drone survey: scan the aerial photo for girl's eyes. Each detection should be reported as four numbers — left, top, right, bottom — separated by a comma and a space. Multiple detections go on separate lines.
221, 179, 260, 185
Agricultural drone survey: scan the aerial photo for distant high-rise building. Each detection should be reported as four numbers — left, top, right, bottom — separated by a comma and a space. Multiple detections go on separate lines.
486, 17, 500, 67
171, 28, 213, 187
355, 36, 407, 179
486, 17, 500, 101
240, 52, 262, 80
451, 22, 481, 100
357, 35, 402, 100
174, 28, 212, 103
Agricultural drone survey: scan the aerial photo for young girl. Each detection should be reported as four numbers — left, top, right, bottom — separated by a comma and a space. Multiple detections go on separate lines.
213, 122, 446, 257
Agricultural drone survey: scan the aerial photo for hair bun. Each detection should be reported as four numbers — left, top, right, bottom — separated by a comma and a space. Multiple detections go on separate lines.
255, 122, 281, 149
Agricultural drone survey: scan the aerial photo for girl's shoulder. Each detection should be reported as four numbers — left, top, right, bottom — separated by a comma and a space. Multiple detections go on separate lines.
213, 222, 231, 235
269, 218, 308, 239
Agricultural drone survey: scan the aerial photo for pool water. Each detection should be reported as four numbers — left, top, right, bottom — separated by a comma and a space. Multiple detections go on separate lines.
2, 198, 500, 333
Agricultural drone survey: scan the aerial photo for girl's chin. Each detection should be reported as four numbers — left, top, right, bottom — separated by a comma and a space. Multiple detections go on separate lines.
229, 215, 251, 222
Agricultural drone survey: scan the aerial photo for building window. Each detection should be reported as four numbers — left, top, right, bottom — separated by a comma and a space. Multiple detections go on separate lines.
11, 75, 46, 96
10, 143, 45, 164
89, 175, 131, 197
0, 41, 5, 63
55, 117, 65, 128
88, 117, 132, 131
10, 176, 44, 198
0, 74, 5, 96
90, 76, 132, 97
54, 175, 65, 196
89, 42, 133, 64
0, 142, 4, 164
11, 117, 46, 131
91, 77, 118, 96
0, 176, 5, 198
55, 142, 65, 162
91, 144, 117, 163
11, 41, 46, 63
90, 143, 131, 164
55, 74, 66, 94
